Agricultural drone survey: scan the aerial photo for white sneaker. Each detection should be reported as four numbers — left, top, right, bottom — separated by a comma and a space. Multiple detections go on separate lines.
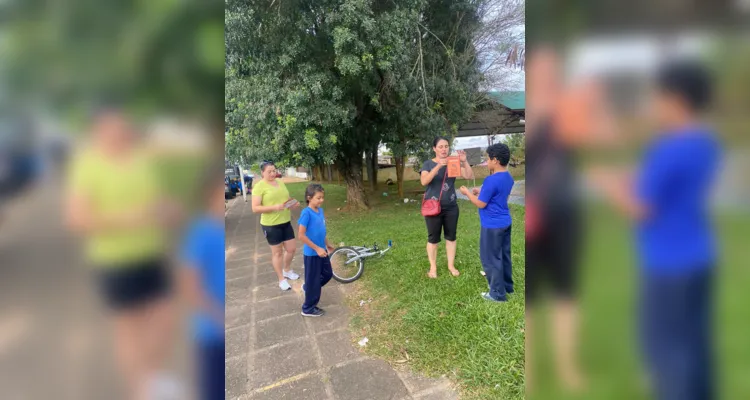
283, 270, 300, 280
279, 279, 292, 291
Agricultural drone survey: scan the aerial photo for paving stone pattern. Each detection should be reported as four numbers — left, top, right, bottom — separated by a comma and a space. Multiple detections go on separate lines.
225, 197, 458, 400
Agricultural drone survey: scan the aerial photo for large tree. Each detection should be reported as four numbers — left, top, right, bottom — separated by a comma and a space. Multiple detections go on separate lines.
1, 0, 224, 125
225, 0, 486, 209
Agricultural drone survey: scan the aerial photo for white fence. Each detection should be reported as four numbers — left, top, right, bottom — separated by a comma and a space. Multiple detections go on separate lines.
285, 168, 308, 179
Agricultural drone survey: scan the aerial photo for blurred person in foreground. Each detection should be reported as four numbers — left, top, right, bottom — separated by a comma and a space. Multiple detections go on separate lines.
525, 46, 588, 393
65, 106, 181, 400
179, 170, 225, 400
589, 60, 722, 400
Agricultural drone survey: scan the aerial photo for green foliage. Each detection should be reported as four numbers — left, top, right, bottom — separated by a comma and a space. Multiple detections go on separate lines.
1, 0, 224, 122
504, 132, 525, 165
225, 0, 484, 205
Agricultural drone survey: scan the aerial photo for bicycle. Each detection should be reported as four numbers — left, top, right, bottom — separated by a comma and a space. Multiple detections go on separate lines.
329, 240, 393, 283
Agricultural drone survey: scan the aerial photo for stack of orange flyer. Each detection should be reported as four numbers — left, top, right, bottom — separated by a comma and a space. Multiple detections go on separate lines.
447, 156, 461, 178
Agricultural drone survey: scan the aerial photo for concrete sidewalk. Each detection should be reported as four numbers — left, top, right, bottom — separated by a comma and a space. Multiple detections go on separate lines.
225, 199, 458, 400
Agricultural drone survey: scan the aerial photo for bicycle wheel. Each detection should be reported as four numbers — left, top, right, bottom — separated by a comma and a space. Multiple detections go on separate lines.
329, 246, 364, 283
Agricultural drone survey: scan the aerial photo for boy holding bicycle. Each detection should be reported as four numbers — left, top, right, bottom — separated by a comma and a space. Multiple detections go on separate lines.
298, 184, 336, 317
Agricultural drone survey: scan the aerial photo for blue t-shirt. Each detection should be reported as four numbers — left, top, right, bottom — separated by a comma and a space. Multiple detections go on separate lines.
478, 171, 514, 229
298, 207, 327, 256
635, 127, 721, 274
181, 216, 225, 343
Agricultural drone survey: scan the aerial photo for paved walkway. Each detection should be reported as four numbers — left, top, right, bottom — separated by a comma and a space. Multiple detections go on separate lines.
225, 198, 458, 400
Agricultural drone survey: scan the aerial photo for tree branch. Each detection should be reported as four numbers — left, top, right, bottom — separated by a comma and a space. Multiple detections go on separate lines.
417, 21, 456, 79
417, 26, 429, 110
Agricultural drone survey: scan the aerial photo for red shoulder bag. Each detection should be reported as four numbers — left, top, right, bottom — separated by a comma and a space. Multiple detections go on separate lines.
421, 168, 448, 217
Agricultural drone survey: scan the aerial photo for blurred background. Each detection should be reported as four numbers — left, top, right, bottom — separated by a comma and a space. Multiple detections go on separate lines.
0, 0, 223, 399
526, 1, 750, 400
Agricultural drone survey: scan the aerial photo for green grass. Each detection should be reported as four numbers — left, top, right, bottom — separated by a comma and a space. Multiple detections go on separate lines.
286, 181, 526, 400
530, 205, 750, 400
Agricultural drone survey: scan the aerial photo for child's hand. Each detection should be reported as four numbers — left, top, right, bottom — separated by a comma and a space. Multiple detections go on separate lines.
316, 247, 328, 257
459, 186, 469, 195
326, 245, 336, 253
472, 187, 480, 196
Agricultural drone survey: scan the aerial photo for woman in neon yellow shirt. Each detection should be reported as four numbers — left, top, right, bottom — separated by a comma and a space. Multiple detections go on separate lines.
65, 108, 181, 400
251, 161, 301, 291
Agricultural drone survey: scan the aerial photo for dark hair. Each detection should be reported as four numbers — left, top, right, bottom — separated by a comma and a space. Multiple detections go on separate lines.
656, 59, 713, 112
304, 184, 325, 204
433, 136, 450, 148
260, 160, 275, 172
487, 143, 511, 167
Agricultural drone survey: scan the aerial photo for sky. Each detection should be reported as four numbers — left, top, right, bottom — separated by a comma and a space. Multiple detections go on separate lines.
453, 18, 525, 150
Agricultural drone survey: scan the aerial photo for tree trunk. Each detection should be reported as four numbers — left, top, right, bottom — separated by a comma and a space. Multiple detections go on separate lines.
365, 150, 375, 189
395, 155, 405, 198
370, 144, 378, 191
337, 154, 369, 210
312, 165, 320, 182
364, 145, 378, 191
326, 164, 333, 182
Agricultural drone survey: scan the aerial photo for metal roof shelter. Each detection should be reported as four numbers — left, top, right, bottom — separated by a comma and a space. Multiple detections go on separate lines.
457, 91, 525, 138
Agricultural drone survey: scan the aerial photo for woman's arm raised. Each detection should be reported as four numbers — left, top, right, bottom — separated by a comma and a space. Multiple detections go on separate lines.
420, 160, 447, 186
458, 150, 474, 180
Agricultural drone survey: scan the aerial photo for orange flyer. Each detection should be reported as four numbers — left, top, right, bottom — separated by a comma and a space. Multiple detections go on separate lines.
447, 156, 461, 178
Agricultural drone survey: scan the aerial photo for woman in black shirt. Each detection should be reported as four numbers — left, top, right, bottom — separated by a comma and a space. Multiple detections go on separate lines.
420, 137, 474, 278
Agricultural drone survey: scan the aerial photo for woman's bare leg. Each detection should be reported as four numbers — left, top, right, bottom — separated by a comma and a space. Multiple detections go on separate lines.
445, 240, 459, 276
112, 312, 147, 400
143, 296, 177, 374
426, 242, 438, 278
552, 299, 586, 391
282, 239, 297, 272
270, 244, 285, 281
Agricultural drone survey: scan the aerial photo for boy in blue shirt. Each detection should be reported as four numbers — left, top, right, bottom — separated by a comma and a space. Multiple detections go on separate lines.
180, 173, 225, 400
460, 143, 515, 302
298, 184, 335, 317
590, 59, 721, 400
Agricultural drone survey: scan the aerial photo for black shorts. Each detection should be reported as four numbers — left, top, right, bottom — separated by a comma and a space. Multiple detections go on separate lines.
526, 209, 582, 305
96, 258, 172, 311
262, 222, 295, 246
425, 206, 459, 244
